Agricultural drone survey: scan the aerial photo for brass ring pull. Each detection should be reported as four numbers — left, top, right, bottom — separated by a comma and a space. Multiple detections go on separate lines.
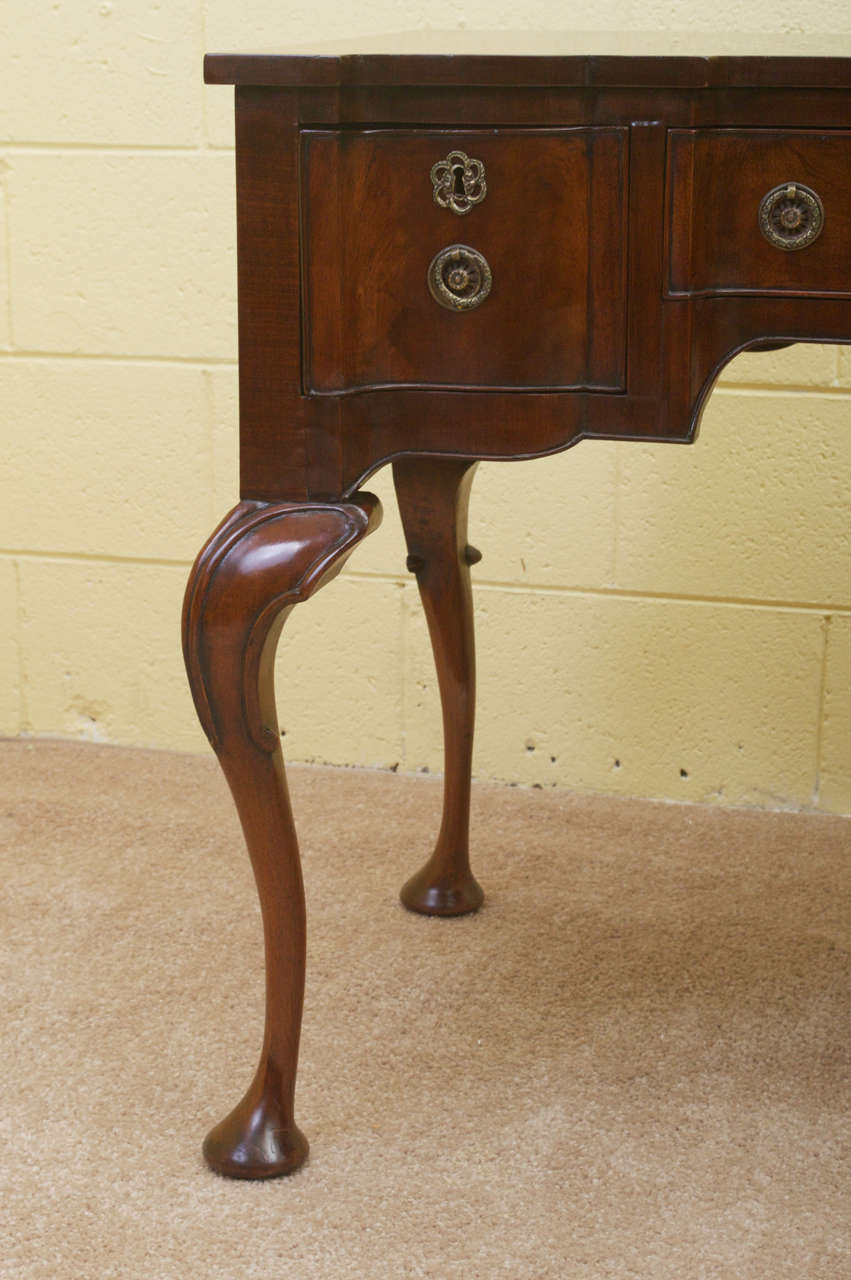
428, 245, 492, 311
758, 182, 824, 251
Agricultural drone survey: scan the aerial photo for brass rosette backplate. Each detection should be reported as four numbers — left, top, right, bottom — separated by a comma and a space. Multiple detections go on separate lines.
427, 245, 493, 311
758, 181, 825, 251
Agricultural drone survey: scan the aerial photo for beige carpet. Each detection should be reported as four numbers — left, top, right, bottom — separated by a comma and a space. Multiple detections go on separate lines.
0, 740, 848, 1279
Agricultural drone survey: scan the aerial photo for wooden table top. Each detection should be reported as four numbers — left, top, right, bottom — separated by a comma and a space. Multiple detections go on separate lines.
204, 32, 851, 89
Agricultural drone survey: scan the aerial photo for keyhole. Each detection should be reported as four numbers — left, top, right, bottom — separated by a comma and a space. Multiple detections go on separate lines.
452, 164, 466, 197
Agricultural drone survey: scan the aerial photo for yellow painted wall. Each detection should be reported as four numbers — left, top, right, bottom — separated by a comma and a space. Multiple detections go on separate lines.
1, 8, 849, 814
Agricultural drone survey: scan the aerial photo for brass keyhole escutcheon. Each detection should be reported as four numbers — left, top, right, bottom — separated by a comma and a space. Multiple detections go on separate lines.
758, 181, 824, 250
431, 151, 487, 215
428, 245, 492, 311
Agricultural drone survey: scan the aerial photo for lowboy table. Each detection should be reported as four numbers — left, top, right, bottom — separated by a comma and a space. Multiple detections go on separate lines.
183, 39, 851, 1178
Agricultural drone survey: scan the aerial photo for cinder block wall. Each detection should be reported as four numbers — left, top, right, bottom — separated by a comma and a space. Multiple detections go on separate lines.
1, 7, 849, 814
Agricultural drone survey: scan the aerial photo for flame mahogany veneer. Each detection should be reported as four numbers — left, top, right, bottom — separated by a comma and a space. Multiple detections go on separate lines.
183, 47, 851, 1178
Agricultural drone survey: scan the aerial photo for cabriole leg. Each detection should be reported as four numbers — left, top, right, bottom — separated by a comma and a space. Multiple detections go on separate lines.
393, 457, 484, 916
182, 494, 381, 1177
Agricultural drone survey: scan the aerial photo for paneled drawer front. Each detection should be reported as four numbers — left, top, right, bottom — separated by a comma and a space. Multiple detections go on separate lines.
301, 127, 627, 394
667, 129, 851, 298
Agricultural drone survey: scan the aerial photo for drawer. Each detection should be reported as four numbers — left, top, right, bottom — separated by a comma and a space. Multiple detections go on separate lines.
300, 127, 627, 394
667, 129, 851, 298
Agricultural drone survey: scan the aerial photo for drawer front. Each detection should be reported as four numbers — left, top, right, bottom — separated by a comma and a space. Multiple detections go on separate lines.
301, 127, 627, 394
667, 129, 851, 298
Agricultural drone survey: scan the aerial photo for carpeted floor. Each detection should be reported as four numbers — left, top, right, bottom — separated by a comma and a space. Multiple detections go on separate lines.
0, 739, 848, 1279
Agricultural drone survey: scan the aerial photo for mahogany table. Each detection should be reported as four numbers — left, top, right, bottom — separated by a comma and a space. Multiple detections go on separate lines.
183, 41, 851, 1178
